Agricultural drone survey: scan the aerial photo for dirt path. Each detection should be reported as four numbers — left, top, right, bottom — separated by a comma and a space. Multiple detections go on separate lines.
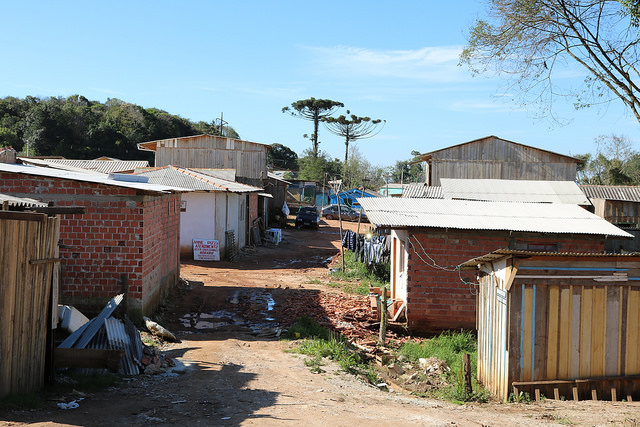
2, 219, 639, 426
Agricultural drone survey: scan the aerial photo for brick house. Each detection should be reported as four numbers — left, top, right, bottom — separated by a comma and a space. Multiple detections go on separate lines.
358, 197, 631, 334
0, 163, 187, 321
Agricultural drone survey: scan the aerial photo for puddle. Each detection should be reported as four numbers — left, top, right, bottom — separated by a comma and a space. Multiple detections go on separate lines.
179, 290, 280, 333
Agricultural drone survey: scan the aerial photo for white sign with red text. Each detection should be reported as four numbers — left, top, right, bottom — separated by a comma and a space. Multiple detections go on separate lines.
193, 239, 220, 261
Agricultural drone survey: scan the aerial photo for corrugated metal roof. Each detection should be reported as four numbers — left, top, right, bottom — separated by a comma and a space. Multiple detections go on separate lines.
459, 249, 640, 270
19, 157, 149, 174
0, 193, 47, 207
401, 183, 443, 199
192, 168, 236, 181
579, 185, 640, 202
0, 163, 188, 194
441, 179, 590, 205
135, 166, 262, 193
357, 197, 632, 238
267, 172, 292, 184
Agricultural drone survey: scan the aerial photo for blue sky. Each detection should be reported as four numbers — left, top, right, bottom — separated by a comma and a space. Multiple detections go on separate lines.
1, 1, 638, 168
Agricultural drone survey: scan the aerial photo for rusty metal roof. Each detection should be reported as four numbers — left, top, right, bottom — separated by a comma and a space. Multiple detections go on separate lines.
441, 179, 590, 205
401, 183, 443, 198
579, 185, 640, 202
357, 197, 631, 238
459, 249, 640, 270
135, 166, 262, 193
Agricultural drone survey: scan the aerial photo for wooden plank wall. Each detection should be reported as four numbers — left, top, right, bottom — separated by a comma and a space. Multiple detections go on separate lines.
153, 136, 268, 181
0, 212, 59, 397
479, 260, 640, 401
477, 274, 510, 400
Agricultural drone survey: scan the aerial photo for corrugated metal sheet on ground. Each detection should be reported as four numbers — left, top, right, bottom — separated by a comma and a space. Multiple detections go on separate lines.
0, 163, 188, 194
72, 294, 124, 349
441, 179, 590, 205
105, 317, 141, 375
135, 166, 262, 192
580, 185, 640, 202
401, 183, 443, 199
357, 198, 632, 238
0, 193, 47, 207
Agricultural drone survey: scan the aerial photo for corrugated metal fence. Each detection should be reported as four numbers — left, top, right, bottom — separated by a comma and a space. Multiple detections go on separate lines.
0, 211, 59, 397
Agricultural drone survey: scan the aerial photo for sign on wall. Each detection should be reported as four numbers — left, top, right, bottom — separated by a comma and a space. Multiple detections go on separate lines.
193, 239, 220, 261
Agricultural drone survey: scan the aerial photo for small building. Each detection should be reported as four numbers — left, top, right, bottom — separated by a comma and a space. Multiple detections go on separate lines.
379, 183, 412, 197
135, 166, 262, 259
460, 250, 640, 402
358, 197, 631, 333
0, 146, 16, 164
137, 134, 270, 187
417, 136, 581, 186
0, 163, 187, 321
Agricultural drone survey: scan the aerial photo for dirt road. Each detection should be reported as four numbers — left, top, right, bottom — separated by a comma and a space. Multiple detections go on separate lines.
2, 219, 639, 426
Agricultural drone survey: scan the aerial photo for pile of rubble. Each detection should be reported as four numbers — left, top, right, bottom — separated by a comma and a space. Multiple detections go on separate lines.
272, 289, 409, 352
56, 294, 178, 376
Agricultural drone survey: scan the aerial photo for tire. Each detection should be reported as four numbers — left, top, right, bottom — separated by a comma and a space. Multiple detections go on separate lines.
326, 214, 334, 220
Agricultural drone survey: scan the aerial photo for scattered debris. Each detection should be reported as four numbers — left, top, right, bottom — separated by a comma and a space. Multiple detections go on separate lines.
57, 398, 84, 410
144, 316, 179, 342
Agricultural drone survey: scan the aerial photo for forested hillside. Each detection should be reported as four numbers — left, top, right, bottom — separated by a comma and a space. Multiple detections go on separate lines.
0, 95, 237, 160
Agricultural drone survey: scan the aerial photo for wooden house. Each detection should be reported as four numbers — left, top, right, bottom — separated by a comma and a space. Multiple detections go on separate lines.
137, 134, 270, 187
417, 136, 581, 186
358, 197, 631, 334
580, 185, 640, 253
460, 250, 640, 402
0, 146, 16, 164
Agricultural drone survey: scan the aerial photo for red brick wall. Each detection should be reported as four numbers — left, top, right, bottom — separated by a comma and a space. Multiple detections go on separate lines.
405, 229, 605, 333
0, 172, 180, 320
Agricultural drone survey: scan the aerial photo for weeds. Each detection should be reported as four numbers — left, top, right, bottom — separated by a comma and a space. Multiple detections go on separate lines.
399, 331, 489, 403
329, 251, 389, 295
508, 391, 532, 403
287, 316, 380, 385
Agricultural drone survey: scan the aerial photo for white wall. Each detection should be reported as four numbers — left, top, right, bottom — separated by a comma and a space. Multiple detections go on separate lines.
391, 229, 409, 302
180, 192, 216, 257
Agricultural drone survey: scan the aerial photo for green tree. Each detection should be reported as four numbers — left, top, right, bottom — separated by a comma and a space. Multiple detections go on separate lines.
322, 110, 384, 178
267, 143, 298, 170
342, 145, 386, 189
576, 134, 640, 184
297, 149, 342, 182
461, 0, 640, 123
390, 150, 424, 183
282, 98, 344, 158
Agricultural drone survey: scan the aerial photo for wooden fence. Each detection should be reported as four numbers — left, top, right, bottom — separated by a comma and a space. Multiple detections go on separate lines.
0, 211, 60, 397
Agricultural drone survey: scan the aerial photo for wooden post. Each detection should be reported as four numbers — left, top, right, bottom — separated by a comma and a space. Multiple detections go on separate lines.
378, 287, 387, 346
463, 353, 472, 395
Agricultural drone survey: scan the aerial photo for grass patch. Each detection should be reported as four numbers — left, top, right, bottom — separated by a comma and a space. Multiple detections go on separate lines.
329, 251, 389, 295
399, 330, 489, 403
287, 316, 379, 384
0, 392, 42, 411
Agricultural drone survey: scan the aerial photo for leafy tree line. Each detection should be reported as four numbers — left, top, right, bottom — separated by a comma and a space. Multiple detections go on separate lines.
576, 134, 640, 185
0, 95, 237, 160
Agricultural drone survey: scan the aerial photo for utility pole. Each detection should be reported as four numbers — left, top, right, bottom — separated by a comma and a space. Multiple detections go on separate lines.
215, 112, 228, 137
328, 179, 345, 272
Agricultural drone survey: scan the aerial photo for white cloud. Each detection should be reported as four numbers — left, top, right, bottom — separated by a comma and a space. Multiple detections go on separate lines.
304, 45, 471, 83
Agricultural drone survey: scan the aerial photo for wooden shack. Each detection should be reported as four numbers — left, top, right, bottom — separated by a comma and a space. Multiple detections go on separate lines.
137, 134, 270, 187
0, 209, 60, 397
460, 249, 640, 402
417, 136, 580, 186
